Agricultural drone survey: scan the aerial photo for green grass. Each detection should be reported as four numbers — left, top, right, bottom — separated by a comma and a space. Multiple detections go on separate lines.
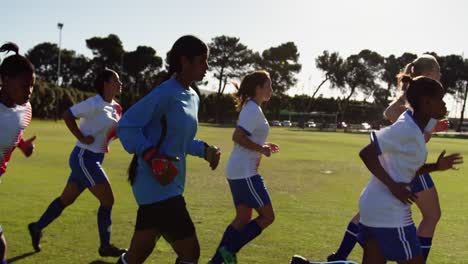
1, 121, 467, 263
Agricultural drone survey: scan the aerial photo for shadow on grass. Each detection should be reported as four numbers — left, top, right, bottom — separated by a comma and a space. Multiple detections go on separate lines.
89, 260, 115, 264
7, 251, 36, 263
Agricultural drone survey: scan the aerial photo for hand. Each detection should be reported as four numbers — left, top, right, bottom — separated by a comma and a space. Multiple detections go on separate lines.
80, 135, 95, 145
260, 144, 271, 157
143, 147, 179, 185
388, 182, 417, 205
205, 145, 221, 170
267, 143, 280, 153
436, 150, 463, 171
18, 135, 36, 157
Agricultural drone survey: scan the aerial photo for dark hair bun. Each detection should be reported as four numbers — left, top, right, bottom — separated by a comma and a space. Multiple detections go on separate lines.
0, 42, 19, 54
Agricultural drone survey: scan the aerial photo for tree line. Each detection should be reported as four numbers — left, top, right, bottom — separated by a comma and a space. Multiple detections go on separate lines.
9, 34, 468, 130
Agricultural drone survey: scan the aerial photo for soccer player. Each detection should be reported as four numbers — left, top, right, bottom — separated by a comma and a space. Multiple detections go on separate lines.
358, 76, 461, 263
0, 42, 36, 264
28, 68, 127, 257
115, 35, 220, 264
327, 55, 448, 262
208, 70, 279, 264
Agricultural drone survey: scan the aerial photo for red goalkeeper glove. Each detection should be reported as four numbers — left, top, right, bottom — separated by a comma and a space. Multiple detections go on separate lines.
143, 147, 179, 186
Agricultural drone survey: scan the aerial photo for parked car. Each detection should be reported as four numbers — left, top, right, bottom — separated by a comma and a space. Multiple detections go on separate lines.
361, 122, 371, 130
337, 121, 348, 129
305, 120, 317, 128
271, 120, 282, 127
282, 120, 292, 127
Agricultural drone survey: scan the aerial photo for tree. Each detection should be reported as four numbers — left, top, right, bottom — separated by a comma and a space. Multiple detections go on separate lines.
123, 45, 163, 97
26, 42, 92, 89
257, 42, 302, 94
208, 36, 256, 95
437, 55, 468, 130
380, 52, 417, 100
335, 50, 383, 121
86, 34, 124, 70
314, 51, 345, 99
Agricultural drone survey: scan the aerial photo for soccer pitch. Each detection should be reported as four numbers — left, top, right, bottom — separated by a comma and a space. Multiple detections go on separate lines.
1, 121, 467, 264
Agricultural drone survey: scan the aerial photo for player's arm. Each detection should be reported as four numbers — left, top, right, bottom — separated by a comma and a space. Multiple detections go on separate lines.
416, 150, 463, 175
232, 127, 271, 157
63, 110, 94, 145
359, 142, 417, 204
383, 95, 407, 123
17, 134, 36, 157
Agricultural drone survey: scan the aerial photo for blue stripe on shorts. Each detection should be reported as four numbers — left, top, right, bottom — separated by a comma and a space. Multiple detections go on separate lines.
358, 223, 421, 261
228, 175, 271, 208
68, 146, 108, 191
410, 173, 435, 193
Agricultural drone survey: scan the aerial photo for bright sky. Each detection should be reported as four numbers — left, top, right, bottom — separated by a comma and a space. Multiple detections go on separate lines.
3, 0, 468, 117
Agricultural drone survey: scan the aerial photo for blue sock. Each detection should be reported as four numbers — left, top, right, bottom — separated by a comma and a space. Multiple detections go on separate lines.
419, 236, 432, 262
210, 225, 239, 264
98, 206, 112, 248
335, 221, 359, 259
2, 260, 7, 264
35, 197, 65, 230
229, 220, 262, 253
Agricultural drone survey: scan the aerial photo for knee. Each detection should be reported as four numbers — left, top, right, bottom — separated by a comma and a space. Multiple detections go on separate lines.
234, 214, 251, 227
262, 211, 275, 227
177, 246, 200, 263
100, 195, 114, 208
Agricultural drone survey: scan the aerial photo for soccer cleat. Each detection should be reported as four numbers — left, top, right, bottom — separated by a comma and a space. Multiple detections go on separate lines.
327, 252, 346, 261
99, 244, 127, 257
290, 255, 310, 264
218, 246, 237, 264
116, 252, 128, 264
28, 222, 42, 252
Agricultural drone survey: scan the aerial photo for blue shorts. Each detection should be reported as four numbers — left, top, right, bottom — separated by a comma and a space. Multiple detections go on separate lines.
410, 173, 435, 193
228, 175, 271, 208
68, 146, 108, 191
358, 224, 421, 261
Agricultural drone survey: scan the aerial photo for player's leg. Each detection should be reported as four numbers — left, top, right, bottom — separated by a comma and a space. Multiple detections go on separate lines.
362, 238, 386, 264
327, 212, 360, 261
412, 174, 440, 262
89, 182, 126, 257
118, 228, 161, 264
28, 182, 83, 252
0, 228, 7, 264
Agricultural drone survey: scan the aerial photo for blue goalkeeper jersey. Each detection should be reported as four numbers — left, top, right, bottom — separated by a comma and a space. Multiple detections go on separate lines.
117, 78, 206, 205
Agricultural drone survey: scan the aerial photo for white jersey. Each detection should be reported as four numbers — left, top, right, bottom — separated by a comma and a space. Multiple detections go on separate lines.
69, 95, 122, 153
226, 100, 269, 179
0, 102, 32, 175
359, 110, 427, 228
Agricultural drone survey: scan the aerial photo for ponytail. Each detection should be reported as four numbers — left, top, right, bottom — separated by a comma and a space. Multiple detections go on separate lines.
397, 54, 439, 92
127, 155, 138, 185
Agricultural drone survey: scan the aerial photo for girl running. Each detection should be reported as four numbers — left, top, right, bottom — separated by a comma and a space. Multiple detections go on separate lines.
359, 75, 461, 264
208, 70, 279, 264
116, 35, 220, 264
327, 54, 448, 263
28, 68, 126, 258
0, 42, 36, 264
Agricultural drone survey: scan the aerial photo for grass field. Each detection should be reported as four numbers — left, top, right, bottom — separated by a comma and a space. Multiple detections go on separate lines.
1, 121, 467, 264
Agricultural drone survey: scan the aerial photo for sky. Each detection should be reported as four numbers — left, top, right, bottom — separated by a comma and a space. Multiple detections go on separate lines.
2, 0, 468, 117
